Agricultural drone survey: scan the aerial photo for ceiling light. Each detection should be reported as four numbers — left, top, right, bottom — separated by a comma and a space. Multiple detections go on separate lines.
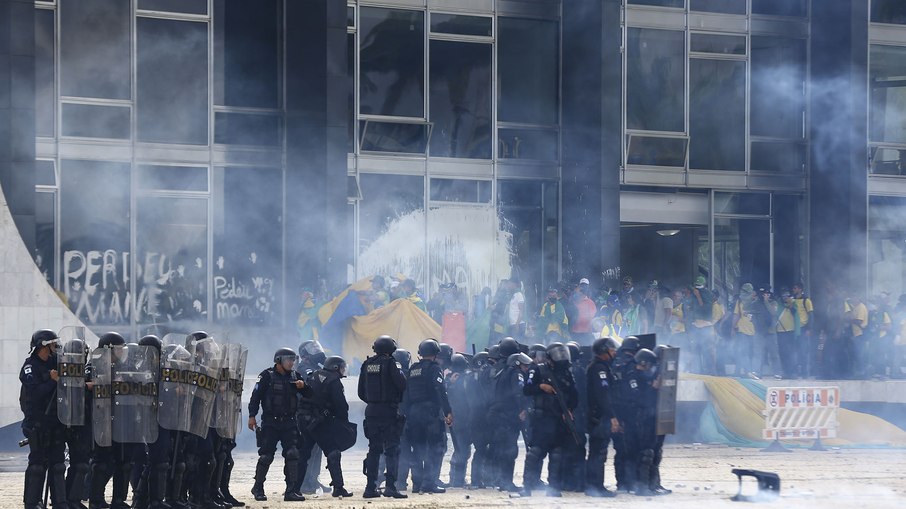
656, 229, 680, 237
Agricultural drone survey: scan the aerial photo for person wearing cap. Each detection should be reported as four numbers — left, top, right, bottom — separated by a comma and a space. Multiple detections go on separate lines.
620, 276, 635, 302
622, 292, 648, 337
570, 278, 598, 346
790, 283, 815, 376
776, 290, 801, 379
401, 279, 427, 313
597, 294, 624, 339
732, 283, 759, 378
537, 286, 569, 341
507, 278, 526, 339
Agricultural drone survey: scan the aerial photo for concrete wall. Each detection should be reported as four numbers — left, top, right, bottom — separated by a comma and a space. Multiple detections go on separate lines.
0, 181, 96, 428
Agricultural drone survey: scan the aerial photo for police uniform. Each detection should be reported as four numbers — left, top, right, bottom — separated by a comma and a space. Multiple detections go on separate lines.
293, 357, 324, 494
486, 361, 527, 492
248, 366, 304, 497
521, 363, 577, 495
561, 358, 588, 492
610, 349, 635, 491
403, 358, 451, 493
585, 355, 616, 495
357, 353, 407, 495
20, 349, 68, 509
296, 368, 350, 494
468, 359, 499, 488
64, 358, 93, 509
445, 369, 472, 487
617, 358, 658, 495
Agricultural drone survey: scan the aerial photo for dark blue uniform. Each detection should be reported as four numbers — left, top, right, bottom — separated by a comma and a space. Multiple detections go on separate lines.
20, 352, 68, 509
403, 359, 451, 492
521, 363, 577, 494
469, 361, 500, 488
610, 350, 635, 491
445, 369, 472, 487
249, 366, 304, 495
358, 354, 407, 493
487, 363, 527, 492
585, 356, 616, 494
296, 368, 350, 492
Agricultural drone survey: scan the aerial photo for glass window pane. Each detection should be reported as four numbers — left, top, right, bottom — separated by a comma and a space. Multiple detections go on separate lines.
35, 9, 55, 137
61, 103, 130, 139
60, 160, 131, 325
691, 34, 746, 55
752, 0, 806, 17
35, 192, 56, 284
690, 0, 746, 15
870, 45, 906, 144
35, 160, 56, 186
690, 59, 746, 171
870, 147, 906, 175
213, 0, 280, 108
360, 120, 430, 154
348, 32, 356, 153
359, 8, 425, 117
137, 165, 208, 191
751, 141, 806, 173
751, 37, 806, 139
214, 112, 282, 146
60, 0, 131, 99
498, 17, 558, 125
628, 0, 684, 7
627, 29, 685, 132
348, 6, 355, 28
430, 14, 492, 36
872, 0, 906, 24
869, 196, 906, 297
138, 0, 208, 15
429, 41, 492, 159
498, 128, 558, 161
714, 192, 770, 215
626, 135, 687, 166
358, 174, 426, 283
214, 167, 282, 325
136, 196, 208, 324
429, 179, 491, 203
137, 18, 209, 144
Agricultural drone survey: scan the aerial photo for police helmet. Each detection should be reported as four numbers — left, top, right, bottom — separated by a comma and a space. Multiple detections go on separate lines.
620, 336, 641, 354
418, 339, 441, 357
438, 343, 454, 363
98, 332, 126, 348
185, 331, 210, 348
323, 356, 347, 375
498, 337, 520, 358
450, 353, 468, 373
592, 337, 619, 356
273, 347, 298, 365
392, 348, 411, 370
139, 335, 162, 352
472, 351, 489, 368
30, 329, 60, 350
373, 335, 397, 355
528, 343, 547, 360
654, 344, 669, 358
487, 344, 502, 360
547, 342, 571, 365
507, 352, 533, 368
300, 340, 327, 365
62, 338, 86, 355
566, 342, 581, 363
634, 348, 657, 368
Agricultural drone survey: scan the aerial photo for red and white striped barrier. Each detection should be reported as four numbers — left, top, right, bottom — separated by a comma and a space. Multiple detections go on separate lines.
762, 387, 840, 440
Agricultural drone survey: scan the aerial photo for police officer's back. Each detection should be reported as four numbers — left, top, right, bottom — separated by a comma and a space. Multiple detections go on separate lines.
404, 339, 452, 494
585, 337, 620, 497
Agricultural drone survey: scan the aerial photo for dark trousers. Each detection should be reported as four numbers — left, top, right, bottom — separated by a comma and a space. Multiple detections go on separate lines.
255, 421, 300, 492
364, 415, 404, 489
522, 414, 566, 491
297, 421, 345, 490
487, 418, 520, 489
405, 415, 446, 490
586, 420, 612, 490
24, 423, 67, 508
449, 425, 472, 486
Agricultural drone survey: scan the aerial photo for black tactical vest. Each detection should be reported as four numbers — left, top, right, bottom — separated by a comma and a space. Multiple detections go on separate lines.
262, 368, 298, 417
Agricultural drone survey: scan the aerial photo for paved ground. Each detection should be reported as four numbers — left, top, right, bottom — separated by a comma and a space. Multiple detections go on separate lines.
1, 444, 904, 508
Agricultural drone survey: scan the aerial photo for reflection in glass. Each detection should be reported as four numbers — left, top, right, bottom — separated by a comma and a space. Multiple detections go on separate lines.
714, 192, 770, 216
870, 147, 906, 175
690, 59, 745, 171
60, 0, 131, 99
869, 196, 906, 297
348, 33, 356, 153
429, 41, 491, 159
872, 0, 906, 24
136, 197, 208, 324
137, 18, 209, 144
498, 17, 559, 125
626, 135, 687, 167
139, 0, 207, 14
215, 112, 281, 146
360, 120, 430, 154
713, 218, 770, 292
430, 14, 492, 36
751, 141, 806, 173
627, 29, 685, 132
430, 179, 491, 203
752, 0, 806, 17
691, 34, 746, 55
870, 45, 906, 145
61, 104, 130, 139
498, 128, 558, 161
35, 160, 56, 186
35, 9, 54, 137
213, 0, 280, 108
359, 8, 425, 118
35, 192, 56, 284
690, 0, 746, 15
751, 37, 806, 139
628, 0, 684, 7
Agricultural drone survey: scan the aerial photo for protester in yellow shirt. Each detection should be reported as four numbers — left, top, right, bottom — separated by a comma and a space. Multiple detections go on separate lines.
732, 283, 758, 377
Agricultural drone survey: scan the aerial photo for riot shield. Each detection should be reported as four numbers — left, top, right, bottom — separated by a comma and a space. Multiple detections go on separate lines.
214, 343, 248, 439
111, 345, 160, 444
187, 338, 223, 438
158, 342, 194, 433
90, 347, 113, 447
57, 331, 88, 426
656, 346, 680, 436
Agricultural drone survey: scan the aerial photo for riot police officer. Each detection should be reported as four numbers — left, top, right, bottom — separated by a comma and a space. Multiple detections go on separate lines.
294, 340, 327, 495
248, 347, 307, 502
358, 335, 408, 499
297, 356, 354, 498
20, 329, 68, 509
487, 352, 532, 494
611, 336, 641, 492
404, 339, 452, 494
521, 342, 578, 497
585, 337, 619, 497
132, 335, 171, 509
57, 333, 92, 509
562, 342, 587, 492
630, 348, 660, 496
446, 354, 472, 487
471, 345, 503, 488
389, 348, 411, 492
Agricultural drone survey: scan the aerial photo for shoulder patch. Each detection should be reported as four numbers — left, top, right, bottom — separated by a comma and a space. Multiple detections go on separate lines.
436, 376, 444, 384
517, 373, 525, 387
598, 371, 607, 380
24, 365, 32, 375
395, 362, 402, 370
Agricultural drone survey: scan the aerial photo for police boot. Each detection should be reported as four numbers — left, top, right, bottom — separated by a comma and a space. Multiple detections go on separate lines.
362, 453, 381, 498
49, 462, 71, 509
521, 447, 544, 496
147, 464, 170, 509
208, 453, 226, 508
635, 449, 655, 497
131, 475, 149, 509
218, 457, 243, 508
496, 459, 520, 493
167, 462, 188, 509
282, 451, 302, 502
322, 451, 351, 497
24, 464, 46, 509
89, 462, 112, 509
111, 462, 134, 509
251, 455, 272, 502
67, 462, 90, 509
189, 460, 224, 509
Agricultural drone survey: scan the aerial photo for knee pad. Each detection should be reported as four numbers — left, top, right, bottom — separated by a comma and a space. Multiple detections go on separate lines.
258, 454, 275, 466
26, 463, 45, 477
525, 446, 545, 463
326, 450, 341, 465
640, 449, 655, 465
284, 447, 299, 461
